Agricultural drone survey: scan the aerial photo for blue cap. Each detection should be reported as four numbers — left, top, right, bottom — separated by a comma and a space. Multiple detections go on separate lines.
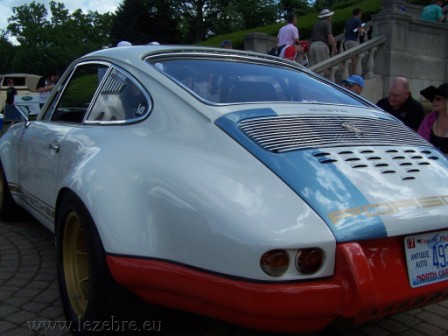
220, 40, 232, 48
342, 75, 365, 88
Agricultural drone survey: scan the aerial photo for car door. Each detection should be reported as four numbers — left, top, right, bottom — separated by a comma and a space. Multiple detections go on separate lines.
17, 62, 110, 223
18, 121, 74, 222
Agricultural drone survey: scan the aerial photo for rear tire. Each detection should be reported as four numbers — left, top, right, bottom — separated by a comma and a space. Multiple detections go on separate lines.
57, 192, 163, 334
56, 192, 111, 335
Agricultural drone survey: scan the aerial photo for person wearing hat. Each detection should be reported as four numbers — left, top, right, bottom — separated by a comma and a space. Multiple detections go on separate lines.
376, 77, 424, 131
309, 9, 338, 67
342, 75, 364, 95
418, 83, 448, 153
296, 40, 310, 67
279, 40, 310, 67
220, 40, 232, 49
421, 0, 446, 22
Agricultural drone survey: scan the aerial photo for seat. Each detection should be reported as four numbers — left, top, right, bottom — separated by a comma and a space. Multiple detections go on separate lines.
228, 81, 277, 103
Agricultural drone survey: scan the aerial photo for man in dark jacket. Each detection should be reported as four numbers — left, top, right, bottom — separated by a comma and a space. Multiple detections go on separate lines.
376, 77, 425, 131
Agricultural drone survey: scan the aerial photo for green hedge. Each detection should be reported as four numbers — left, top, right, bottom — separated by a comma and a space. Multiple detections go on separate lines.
199, 0, 381, 50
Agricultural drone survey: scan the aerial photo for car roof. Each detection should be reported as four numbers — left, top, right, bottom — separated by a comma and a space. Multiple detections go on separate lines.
80, 45, 303, 69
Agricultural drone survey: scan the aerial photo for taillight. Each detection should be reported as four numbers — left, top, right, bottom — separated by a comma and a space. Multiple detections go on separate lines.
260, 249, 289, 277
296, 248, 323, 274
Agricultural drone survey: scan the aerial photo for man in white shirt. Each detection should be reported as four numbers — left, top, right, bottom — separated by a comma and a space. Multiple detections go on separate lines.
277, 14, 299, 47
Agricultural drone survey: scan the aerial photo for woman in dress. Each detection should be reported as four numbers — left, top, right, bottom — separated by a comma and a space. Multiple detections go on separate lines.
418, 83, 448, 153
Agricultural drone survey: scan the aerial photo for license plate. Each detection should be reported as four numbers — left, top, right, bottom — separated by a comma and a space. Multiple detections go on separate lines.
404, 231, 448, 288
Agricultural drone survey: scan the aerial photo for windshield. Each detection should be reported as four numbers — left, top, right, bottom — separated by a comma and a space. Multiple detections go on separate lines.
148, 58, 367, 107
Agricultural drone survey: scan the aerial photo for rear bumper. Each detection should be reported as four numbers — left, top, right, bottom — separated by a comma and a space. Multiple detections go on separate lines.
107, 237, 448, 333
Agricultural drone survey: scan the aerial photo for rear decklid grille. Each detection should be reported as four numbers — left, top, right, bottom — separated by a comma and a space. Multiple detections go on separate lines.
216, 110, 448, 242
238, 115, 429, 153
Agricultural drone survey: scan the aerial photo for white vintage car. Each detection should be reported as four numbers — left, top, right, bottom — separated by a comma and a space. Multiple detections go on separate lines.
1, 45, 448, 334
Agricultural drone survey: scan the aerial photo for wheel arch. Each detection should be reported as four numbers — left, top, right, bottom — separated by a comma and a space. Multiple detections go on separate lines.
54, 188, 105, 253
54, 187, 72, 237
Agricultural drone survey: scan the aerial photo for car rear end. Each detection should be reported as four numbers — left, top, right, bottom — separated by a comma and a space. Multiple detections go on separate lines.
115, 47, 448, 331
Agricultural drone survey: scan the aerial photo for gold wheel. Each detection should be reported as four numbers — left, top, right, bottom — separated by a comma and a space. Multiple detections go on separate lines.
63, 211, 89, 317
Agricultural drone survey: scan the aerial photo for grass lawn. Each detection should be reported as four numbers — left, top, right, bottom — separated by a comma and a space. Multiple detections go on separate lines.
199, 0, 381, 50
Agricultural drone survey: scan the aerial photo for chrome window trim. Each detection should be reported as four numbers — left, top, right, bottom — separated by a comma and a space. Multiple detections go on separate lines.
145, 53, 370, 108
84, 64, 153, 126
42, 61, 112, 122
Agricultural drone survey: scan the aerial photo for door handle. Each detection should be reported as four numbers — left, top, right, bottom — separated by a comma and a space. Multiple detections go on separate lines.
48, 143, 60, 153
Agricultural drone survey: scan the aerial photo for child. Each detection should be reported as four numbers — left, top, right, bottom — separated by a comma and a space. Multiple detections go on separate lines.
4, 78, 19, 125
6, 78, 17, 105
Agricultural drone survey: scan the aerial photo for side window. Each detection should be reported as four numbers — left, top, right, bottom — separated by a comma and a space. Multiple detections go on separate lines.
87, 68, 149, 122
46, 63, 108, 123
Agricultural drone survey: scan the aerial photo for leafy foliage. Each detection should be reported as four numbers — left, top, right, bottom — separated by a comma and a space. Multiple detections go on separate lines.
280, 0, 313, 17
6, 1, 112, 75
406, 0, 431, 4
0, 32, 14, 74
199, 0, 380, 49
332, 0, 365, 10
309, 0, 354, 10
232, 0, 279, 30
110, 0, 180, 45
0, 0, 385, 74
62, 74, 98, 107
111, 0, 283, 44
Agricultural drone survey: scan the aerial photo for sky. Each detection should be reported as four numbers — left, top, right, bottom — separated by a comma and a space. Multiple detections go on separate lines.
0, 0, 119, 33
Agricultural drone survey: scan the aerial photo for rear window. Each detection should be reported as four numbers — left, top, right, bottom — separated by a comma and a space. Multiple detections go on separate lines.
147, 58, 366, 107
2, 77, 26, 87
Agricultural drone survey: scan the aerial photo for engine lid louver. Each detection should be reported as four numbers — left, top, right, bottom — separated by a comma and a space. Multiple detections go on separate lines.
238, 116, 429, 153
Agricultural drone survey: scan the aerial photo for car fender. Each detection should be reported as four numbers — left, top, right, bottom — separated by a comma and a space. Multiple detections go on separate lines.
56, 98, 335, 281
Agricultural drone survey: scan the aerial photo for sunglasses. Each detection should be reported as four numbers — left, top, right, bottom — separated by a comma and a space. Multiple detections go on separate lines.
433, 96, 447, 102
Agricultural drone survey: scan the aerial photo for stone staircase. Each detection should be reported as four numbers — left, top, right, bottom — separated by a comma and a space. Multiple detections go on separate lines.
244, 0, 448, 104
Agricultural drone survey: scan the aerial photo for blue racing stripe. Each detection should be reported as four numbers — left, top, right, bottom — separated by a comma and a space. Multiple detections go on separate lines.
215, 109, 387, 242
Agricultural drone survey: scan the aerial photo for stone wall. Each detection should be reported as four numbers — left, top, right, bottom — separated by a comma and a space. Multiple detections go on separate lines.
243, 0, 448, 104
244, 32, 276, 54
373, 0, 448, 100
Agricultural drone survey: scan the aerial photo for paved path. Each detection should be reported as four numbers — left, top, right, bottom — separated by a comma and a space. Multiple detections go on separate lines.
2, 220, 448, 335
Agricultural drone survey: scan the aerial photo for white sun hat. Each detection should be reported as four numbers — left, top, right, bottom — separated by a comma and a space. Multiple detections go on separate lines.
318, 9, 335, 18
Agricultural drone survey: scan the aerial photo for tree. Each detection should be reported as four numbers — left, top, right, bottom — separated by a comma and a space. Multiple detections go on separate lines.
407, 0, 431, 4
231, 0, 279, 29
175, 0, 280, 43
175, 0, 210, 43
207, 0, 243, 36
0, 31, 15, 74
7, 1, 112, 75
7, 1, 49, 48
279, 0, 311, 18
309, 0, 347, 10
110, 0, 180, 45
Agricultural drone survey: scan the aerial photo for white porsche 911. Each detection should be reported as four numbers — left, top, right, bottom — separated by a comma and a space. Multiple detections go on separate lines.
1, 45, 448, 334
